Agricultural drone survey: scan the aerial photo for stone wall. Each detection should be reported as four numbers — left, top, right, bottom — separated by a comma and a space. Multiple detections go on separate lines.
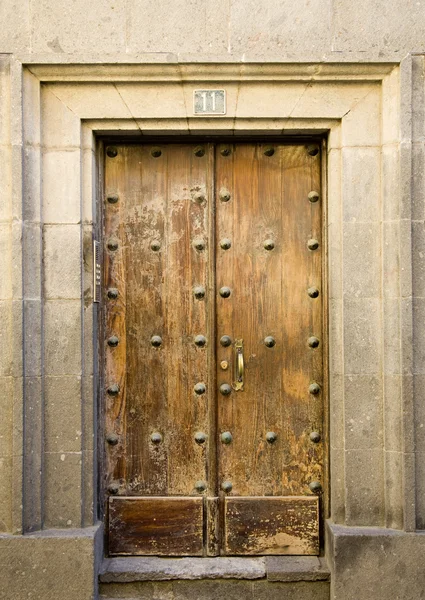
1, 2, 425, 599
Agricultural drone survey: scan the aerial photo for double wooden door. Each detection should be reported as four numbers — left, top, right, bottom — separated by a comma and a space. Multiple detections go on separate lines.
103, 142, 324, 556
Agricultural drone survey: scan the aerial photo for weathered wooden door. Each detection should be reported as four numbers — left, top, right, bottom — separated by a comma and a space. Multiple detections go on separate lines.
103, 142, 324, 556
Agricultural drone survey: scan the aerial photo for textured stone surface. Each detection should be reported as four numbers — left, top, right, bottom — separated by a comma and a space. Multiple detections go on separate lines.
100, 557, 266, 581
266, 557, 330, 582
327, 522, 425, 600
99, 579, 331, 600
0, 526, 102, 600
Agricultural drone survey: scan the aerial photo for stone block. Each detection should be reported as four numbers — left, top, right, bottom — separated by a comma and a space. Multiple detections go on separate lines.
0, 525, 102, 600
0, 224, 12, 300
44, 452, 82, 528
118, 82, 187, 119
329, 373, 344, 450
45, 83, 132, 120
399, 141, 412, 221
413, 298, 425, 375
44, 225, 81, 299
344, 375, 383, 450
383, 297, 401, 376
44, 300, 82, 376
341, 85, 380, 147
81, 125, 95, 152
0, 377, 14, 457
412, 142, 425, 221
99, 579, 330, 600
328, 221, 342, 300
0, 60, 10, 147
22, 222, 41, 300
382, 144, 400, 221
402, 374, 415, 455
330, 448, 345, 524
235, 83, 306, 119
0, 146, 12, 224
41, 85, 81, 149
127, 0, 228, 54
384, 450, 403, 529
11, 221, 23, 300
412, 57, 425, 143
23, 376, 42, 533
252, 581, 330, 600
43, 149, 81, 224
82, 450, 95, 527
82, 151, 95, 224
45, 376, 82, 453
328, 522, 425, 600
0, 456, 12, 533
415, 374, 425, 451
0, 0, 30, 53
12, 377, 23, 458
345, 449, 384, 526
413, 221, 425, 298
82, 376, 94, 452
343, 298, 381, 375
266, 557, 330, 582
23, 70, 41, 148
329, 299, 343, 376
100, 556, 266, 581
292, 83, 374, 120
23, 299, 42, 377
332, 0, 425, 54
31, 0, 126, 53
400, 297, 413, 376
11, 144, 23, 223
327, 149, 341, 227
343, 222, 380, 298
83, 306, 94, 378
416, 451, 425, 530
382, 67, 401, 146
342, 147, 380, 223
229, 0, 331, 58
0, 300, 12, 377
383, 375, 402, 452
383, 221, 400, 299
23, 145, 41, 222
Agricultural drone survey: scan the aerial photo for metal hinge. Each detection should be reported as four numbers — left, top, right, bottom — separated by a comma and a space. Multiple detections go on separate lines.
93, 240, 101, 303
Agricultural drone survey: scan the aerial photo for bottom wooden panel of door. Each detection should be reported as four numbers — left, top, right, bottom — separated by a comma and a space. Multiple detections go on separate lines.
108, 496, 319, 556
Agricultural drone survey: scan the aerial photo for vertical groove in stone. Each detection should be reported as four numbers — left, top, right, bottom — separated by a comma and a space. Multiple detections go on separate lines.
21, 67, 43, 534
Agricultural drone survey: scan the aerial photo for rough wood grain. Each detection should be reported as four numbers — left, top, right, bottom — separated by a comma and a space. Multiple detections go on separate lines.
224, 496, 319, 555
104, 142, 324, 556
109, 497, 204, 555
104, 145, 213, 497
215, 143, 323, 499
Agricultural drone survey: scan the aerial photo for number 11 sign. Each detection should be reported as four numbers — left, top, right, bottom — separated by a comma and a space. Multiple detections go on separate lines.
193, 90, 226, 115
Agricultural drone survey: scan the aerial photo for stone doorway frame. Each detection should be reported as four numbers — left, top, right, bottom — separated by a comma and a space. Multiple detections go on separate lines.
9, 60, 414, 569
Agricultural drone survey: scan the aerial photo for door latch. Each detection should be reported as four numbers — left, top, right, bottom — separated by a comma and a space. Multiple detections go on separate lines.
233, 339, 244, 391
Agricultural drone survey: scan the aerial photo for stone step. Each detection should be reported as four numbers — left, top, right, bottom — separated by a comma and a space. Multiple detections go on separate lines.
99, 556, 330, 599
99, 580, 330, 600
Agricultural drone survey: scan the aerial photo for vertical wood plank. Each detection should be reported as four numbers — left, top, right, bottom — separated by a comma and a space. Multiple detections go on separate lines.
215, 143, 323, 498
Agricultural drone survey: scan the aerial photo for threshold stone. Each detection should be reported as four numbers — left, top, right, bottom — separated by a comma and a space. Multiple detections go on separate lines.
100, 556, 330, 583
100, 557, 266, 581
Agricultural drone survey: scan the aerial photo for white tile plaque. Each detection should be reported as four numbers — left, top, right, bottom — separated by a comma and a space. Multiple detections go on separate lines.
193, 89, 226, 115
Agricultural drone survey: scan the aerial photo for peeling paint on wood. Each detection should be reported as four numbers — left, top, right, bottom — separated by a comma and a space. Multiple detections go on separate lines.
104, 142, 324, 556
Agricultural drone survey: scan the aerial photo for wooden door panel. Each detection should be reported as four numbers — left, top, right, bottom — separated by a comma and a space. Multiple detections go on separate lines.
215, 143, 323, 497
104, 144, 214, 497
224, 496, 319, 555
104, 141, 324, 557
109, 497, 204, 555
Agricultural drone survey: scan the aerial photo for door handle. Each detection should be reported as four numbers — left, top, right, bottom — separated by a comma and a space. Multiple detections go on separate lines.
233, 339, 244, 391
